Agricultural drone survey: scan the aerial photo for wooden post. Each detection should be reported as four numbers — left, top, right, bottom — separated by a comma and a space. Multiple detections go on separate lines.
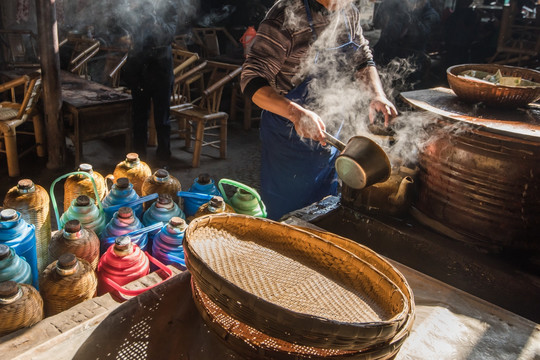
36, 0, 65, 170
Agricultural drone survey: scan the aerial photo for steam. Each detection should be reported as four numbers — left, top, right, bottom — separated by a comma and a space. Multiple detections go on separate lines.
196, 5, 237, 27
286, 0, 439, 168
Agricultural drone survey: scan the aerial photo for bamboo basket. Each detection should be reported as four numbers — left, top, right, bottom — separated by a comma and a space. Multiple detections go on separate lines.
192, 280, 408, 360
64, 164, 107, 212
112, 153, 152, 196
447, 64, 540, 108
39, 254, 97, 317
3, 179, 51, 273
49, 220, 100, 270
0, 281, 43, 337
184, 214, 409, 350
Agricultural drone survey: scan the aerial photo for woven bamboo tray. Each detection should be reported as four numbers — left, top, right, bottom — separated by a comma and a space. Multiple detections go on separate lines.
184, 214, 409, 350
447, 64, 540, 108
192, 280, 407, 360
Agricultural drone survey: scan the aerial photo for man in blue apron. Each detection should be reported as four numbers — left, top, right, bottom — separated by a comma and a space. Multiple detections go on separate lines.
241, 0, 398, 220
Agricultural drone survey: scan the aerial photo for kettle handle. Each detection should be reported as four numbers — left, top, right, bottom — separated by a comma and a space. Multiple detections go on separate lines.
50, 171, 104, 228
101, 251, 173, 297
217, 178, 267, 218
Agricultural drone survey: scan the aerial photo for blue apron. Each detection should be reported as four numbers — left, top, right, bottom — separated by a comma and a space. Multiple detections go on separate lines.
260, 0, 364, 220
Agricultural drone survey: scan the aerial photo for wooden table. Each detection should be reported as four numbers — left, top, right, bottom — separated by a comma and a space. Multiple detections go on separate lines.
61, 70, 132, 164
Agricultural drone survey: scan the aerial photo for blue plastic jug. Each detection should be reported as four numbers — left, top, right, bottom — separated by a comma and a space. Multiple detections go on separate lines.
151, 217, 187, 269
102, 177, 143, 222
0, 244, 32, 285
0, 209, 38, 288
184, 174, 221, 217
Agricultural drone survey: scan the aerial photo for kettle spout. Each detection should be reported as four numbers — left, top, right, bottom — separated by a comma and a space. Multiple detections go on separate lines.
389, 176, 414, 206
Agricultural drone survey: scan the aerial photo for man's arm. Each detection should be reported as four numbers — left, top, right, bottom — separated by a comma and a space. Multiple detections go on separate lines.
356, 65, 398, 127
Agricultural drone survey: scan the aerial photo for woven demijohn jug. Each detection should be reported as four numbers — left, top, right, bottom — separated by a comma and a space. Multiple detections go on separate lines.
152, 217, 187, 268
0, 244, 32, 285
4, 179, 51, 273
113, 153, 152, 196
64, 164, 107, 212
193, 196, 235, 219
141, 169, 181, 209
60, 195, 107, 238
39, 253, 97, 317
102, 177, 143, 222
49, 220, 100, 270
0, 209, 39, 288
100, 207, 146, 254
0, 281, 43, 337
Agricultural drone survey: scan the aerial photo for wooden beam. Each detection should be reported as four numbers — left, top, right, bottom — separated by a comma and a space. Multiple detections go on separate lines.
36, 0, 65, 170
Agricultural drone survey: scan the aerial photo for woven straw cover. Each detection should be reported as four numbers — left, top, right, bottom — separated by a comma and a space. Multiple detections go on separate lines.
0, 107, 18, 120
0, 284, 44, 337
141, 171, 182, 209
184, 214, 409, 351
113, 155, 152, 196
48, 228, 100, 270
39, 257, 98, 317
4, 182, 51, 273
447, 64, 540, 108
64, 170, 107, 212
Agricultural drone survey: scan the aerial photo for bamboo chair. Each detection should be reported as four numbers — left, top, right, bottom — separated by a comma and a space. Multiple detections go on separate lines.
191, 27, 241, 59
170, 61, 242, 168
0, 30, 40, 68
0, 72, 44, 177
59, 37, 100, 79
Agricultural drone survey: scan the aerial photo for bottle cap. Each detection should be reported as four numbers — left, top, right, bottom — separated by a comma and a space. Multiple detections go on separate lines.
156, 194, 172, 207
0, 245, 11, 261
57, 253, 78, 270
118, 207, 133, 219
114, 236, 133, 254
198, 174, 211, 185
126, 153, 139, 162
0, 281, 19, 299
17, 179, 35, 192
155, 169, 169, 178
209, 196, 224, 209
169, 217, 186, 229
64, 220, 82, 234
0, 209, 18, 221
116, 177, 130, 189
75, 195, 91, 206
78, 163, 93, 172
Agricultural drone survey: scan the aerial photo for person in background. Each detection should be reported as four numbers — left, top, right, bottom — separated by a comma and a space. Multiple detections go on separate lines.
373, 0, 440, 85
443, 0, 480, 66
120, 0, 178, 162
241, 0, 398, 220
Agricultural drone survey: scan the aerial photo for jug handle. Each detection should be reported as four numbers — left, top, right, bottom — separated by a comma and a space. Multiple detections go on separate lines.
50, 171, 103, 228
101, 252, 173, 297
218, 178, 267, 218
102, 193, 159, 215
165, 254, 187, 270
103, 222, 164, 243
177, 191, 214, 201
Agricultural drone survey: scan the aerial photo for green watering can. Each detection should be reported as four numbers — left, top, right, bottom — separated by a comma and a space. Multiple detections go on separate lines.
218, 179, 267, 218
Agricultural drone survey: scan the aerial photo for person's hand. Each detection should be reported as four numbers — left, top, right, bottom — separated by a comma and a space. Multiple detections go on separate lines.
369, 95, 398, 127
291, 108, 327, 145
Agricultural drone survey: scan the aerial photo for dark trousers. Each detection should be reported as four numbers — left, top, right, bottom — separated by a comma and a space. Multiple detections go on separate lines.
128, 46, 174, 157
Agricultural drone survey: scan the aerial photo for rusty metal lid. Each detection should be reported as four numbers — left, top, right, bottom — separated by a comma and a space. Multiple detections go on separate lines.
57, 253, 78, 270
126, 153, 140, 162
17, 179, 35, 192
0, 245, 11, 261
78, 163, 93, 172
116, 177, 130, 189
75, 195, 91, 206
0, 281, 19, 299
198, 173, 211, 185
0, 209, 18, 221
64, 220, 82, 234
118, 207, 133, 218
170, 217, 187, 229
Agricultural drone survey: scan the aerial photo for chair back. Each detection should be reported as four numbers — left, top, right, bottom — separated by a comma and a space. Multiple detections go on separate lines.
191, 27, 240, 59
0, 30, 39, 68
0, 72, 42, 121
60, 37, 100, 78
196, 61, 242, 113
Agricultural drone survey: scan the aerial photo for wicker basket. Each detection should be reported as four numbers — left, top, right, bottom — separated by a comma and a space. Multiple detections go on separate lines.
446, 64, 540, 108
184, 214, 409, 351
192, 280, 407, 360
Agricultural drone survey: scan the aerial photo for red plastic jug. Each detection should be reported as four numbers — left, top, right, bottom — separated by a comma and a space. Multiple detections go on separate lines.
96, 235, 172, 301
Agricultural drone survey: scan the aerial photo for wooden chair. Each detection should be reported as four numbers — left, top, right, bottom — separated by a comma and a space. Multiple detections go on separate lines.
191, 27, 241, 59
0, 29, 40, 68
0, 72, 45, 177
59, 37, 100, 79
170, 61, 242, 168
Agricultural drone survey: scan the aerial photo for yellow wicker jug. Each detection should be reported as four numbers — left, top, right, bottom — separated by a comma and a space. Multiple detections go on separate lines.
39, 253, 97, 317
0, 281, 43, 337
3, 179, 51, 273
64, 164, 107, 212
141, 169, 181, 209
49, 220, 100, 270
112, 153, 152, 196
193, 196, 235, 219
